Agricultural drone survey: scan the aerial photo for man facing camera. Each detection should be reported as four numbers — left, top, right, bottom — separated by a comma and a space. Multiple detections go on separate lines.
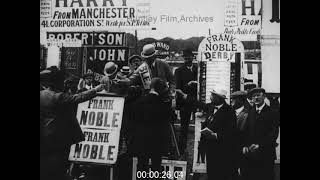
241, 88, 280, 180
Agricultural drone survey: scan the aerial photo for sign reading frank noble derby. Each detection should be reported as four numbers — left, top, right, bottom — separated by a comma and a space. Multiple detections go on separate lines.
40, 0, 152, 31
197, 33, 243, 103
69, 95, 125, 164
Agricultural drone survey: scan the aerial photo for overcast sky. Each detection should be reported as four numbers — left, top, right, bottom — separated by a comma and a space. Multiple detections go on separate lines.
40, 0, 227, 42
135, 0, 226, 39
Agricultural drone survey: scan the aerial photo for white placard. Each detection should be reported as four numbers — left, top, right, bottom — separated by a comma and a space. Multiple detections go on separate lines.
69, 95, 125, 164
192, 113, 207, 173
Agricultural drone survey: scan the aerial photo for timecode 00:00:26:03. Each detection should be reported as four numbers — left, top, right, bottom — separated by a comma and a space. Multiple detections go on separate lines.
136, 171, 184, 179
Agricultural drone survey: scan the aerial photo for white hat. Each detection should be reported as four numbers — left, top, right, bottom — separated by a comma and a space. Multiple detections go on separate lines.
210, 89, 228, 99
141, 44, 158, 58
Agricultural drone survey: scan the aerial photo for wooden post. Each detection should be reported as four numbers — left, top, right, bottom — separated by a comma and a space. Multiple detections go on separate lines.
68, 162, 74, 177
109, 166, 113, 180
132, 157, 137, 180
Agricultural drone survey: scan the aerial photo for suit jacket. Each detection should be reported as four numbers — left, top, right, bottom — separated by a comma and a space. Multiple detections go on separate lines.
243, 104, 280, 161
174, 64, 198, 109
128, 93, 172, 156
40, 89, 97, 154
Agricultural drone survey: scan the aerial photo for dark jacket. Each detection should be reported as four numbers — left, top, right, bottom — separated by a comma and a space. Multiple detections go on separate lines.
174, 64, 198, 109
201, 103, 238, 178
127, 93, 172, 156
40, 88, 97, 154
242, 104, 280, 162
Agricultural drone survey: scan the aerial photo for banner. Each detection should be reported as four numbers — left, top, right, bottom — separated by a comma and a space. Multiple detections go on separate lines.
46, 31, 126, 46
85, 46, 129, 81
192, 113, 206, 173
151, 41, 170, 60
197, 33, 244, 62
69, 95, 125, 164
40, 0, 152, 31
224, 0, 262, 41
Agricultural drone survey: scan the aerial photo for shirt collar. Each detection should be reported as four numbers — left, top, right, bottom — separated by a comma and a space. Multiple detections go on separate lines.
215, 104, 223, 110
256, 102, 266, 112
235, 106, 244, 115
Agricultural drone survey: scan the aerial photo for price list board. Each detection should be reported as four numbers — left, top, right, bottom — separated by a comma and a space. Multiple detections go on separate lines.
199, 60, 240, 104
61, 47, 84, 77
199, 61, 207, 103
205, 61, 231, 103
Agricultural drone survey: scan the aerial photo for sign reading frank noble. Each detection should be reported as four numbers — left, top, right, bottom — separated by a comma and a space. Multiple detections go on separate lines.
69, 95, 125, 164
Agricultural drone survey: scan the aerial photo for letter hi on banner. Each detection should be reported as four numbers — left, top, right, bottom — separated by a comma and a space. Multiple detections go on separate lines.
224, 0, 262, 41
69, 95, 125, 164
192, 113, 207, 173
40, 0, 153, 31
197, 33, 244, 103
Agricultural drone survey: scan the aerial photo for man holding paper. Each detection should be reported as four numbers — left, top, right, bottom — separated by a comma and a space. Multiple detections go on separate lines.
176, 88, 238, 180
200, 89, 238, 180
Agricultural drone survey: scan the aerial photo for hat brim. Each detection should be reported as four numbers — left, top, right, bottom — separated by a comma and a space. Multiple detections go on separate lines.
105, 64, 118, 77
248, 88, 266, 95
141, 50, 158, 58
210, 91, 227, 99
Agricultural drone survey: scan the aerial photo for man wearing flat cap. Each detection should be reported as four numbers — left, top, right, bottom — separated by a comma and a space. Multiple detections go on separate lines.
241, 87, 280, 180
230, 91, 250, 179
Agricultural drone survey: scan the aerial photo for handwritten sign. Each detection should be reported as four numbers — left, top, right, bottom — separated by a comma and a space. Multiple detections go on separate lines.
224, 0, 262, 41
69, 95, 125, 164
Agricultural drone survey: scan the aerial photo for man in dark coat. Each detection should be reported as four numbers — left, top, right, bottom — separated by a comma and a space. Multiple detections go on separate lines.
176, 88, 238, 180
174, 48, 198, 155
241, 88, 280, 180
244, 83, 257, 110
200, 89, 238, 180
128, 78, 172, 178
40, 67, 106, 180
230, 91, 250, 180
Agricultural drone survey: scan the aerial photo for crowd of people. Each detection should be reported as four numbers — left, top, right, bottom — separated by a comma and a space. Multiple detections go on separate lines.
40, 44, 280, 180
